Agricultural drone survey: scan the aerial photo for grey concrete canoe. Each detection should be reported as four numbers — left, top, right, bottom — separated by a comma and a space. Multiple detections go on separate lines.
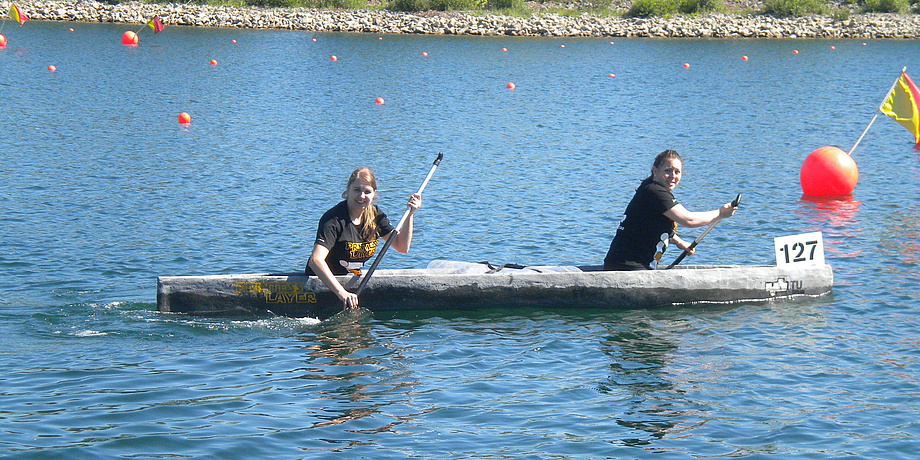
156, 261, 833, 318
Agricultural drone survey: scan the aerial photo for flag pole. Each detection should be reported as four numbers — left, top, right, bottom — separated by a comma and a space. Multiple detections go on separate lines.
847, 67, 907, 156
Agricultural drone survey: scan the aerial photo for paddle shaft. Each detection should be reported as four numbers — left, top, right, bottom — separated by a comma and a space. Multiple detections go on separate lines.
355, 152, 443, 296
666, 193, 741, 269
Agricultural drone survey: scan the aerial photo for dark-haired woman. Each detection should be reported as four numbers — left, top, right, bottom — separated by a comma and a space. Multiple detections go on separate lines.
604, 150, 735, 271
307, 167, 421, 308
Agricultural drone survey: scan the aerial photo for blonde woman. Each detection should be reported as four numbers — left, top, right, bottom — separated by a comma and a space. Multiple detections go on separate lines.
307, 167, 421, 308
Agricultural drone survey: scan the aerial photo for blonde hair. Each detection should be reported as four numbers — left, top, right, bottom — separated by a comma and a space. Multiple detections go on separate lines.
342, 167, 379, 241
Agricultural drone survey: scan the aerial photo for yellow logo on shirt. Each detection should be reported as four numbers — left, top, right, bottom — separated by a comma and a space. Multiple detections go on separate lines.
346, 239, 378, 260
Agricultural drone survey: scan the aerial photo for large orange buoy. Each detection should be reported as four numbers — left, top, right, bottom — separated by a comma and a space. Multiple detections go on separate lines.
122, 31, 138, 46
800, 146, 859, 196
0, 34, 7, 48
178, 112, 191, 124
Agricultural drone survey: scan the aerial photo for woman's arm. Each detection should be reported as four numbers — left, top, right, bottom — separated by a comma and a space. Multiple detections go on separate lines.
670, 234, 695, 255
664, 202, 735, 228
308, 244, 359, 308
385, 193, 422, 254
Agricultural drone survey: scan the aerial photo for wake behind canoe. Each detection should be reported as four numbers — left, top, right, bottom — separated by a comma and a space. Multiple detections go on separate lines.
156, 263, 833, 318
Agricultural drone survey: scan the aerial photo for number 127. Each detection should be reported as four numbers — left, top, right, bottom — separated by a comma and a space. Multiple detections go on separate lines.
779, 240, 818, 264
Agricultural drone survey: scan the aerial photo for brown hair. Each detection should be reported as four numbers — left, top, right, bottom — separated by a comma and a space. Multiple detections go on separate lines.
342, 167, 379, 241
645, 149, 682, 181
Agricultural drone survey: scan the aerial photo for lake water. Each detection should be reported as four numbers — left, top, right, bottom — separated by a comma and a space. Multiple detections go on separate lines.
2, 19, 920, 458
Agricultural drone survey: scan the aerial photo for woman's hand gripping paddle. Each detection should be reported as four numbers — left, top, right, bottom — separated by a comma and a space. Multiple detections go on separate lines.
666, 193, 741, 269
354, 153, 443, 297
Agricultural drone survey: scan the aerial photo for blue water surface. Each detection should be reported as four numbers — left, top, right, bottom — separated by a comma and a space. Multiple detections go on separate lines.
1, 19, 919, 458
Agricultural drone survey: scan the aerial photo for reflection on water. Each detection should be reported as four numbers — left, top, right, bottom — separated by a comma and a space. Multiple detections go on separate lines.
599, 319, 681, 446
796, 194, 863, 259
880, 206, 920, 265
296, 308, 383, 430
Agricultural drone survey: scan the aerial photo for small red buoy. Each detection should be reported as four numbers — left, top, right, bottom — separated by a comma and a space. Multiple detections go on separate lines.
506, 82, 515, 90
560, 45, 565, 48
47, 65, 56, 72
231, 39, 237, 43
421, 52, 428, 57
69, 28, 74, 32
793, 49, 799, 54
501, 47, 507, 52
830, 45, 836, 50
800, 146, 859, 196
311, 38, 317, 42
330, 55, 337, 61
0, 34, 6, 48
121, 31, 138, 46
607, 73, 615, 78
178, 112, 191, 124
682, 62, 690, 68
609, 41, 614, 45
209, 59, 217, 65
374, 97, 384, 104
742, 55, 749, 61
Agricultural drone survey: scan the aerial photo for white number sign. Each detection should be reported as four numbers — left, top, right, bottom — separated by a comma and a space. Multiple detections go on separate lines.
774, 232, 824, 266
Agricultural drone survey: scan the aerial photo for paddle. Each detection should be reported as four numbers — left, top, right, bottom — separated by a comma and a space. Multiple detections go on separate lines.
355, 152, 443, 296
666, 193, 741, 269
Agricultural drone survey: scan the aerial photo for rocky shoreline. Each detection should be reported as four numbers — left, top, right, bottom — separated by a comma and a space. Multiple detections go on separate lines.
14, 0, 920, 38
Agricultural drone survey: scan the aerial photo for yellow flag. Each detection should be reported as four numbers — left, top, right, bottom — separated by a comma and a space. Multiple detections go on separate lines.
880, 72, 920, 147
8, 3, 28, 26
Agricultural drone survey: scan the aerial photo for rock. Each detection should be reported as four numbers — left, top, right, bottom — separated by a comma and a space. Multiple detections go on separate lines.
17, 0, 920, 38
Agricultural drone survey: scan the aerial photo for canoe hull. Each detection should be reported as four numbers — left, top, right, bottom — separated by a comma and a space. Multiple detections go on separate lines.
156, 264, 833, 317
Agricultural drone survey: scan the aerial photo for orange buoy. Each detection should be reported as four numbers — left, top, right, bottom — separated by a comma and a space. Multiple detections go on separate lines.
209, 59, 217, 65
374, 97, 384, 104
506, 82, 515, 90
800, 146, 859, 196
178, 112, 191, 124
0, 34, 6, 48
330, 55, 337, 61
231, 39, 237, 43
501, 47, 507, 52
830, 45, 836, 50
793, 49, 799, 54
421, 52, 428, 57
742, 55, 749, 61
682, 62, 690, 68
47, 65, 56, 72
69, 28, 74, 32
607, 73, 615, 78
121, 31, 138, 46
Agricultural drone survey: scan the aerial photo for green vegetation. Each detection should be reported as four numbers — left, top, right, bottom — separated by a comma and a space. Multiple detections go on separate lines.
627, 0, 724, 17
861, 0, 910, 13
761, 0, 827, 15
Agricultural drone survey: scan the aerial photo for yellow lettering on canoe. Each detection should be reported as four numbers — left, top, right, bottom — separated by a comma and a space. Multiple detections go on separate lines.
232, 282, 318, 304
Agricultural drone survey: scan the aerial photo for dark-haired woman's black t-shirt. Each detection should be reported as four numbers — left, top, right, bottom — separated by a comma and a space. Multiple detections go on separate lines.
305, 200, 395, 276
604, 178, 679, 270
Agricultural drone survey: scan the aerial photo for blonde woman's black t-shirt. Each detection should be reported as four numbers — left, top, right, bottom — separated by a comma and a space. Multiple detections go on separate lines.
307, 200, 394, 276
604, 178, 679, 270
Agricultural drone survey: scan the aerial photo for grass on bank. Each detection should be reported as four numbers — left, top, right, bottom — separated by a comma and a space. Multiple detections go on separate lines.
137, 0, 920, 16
